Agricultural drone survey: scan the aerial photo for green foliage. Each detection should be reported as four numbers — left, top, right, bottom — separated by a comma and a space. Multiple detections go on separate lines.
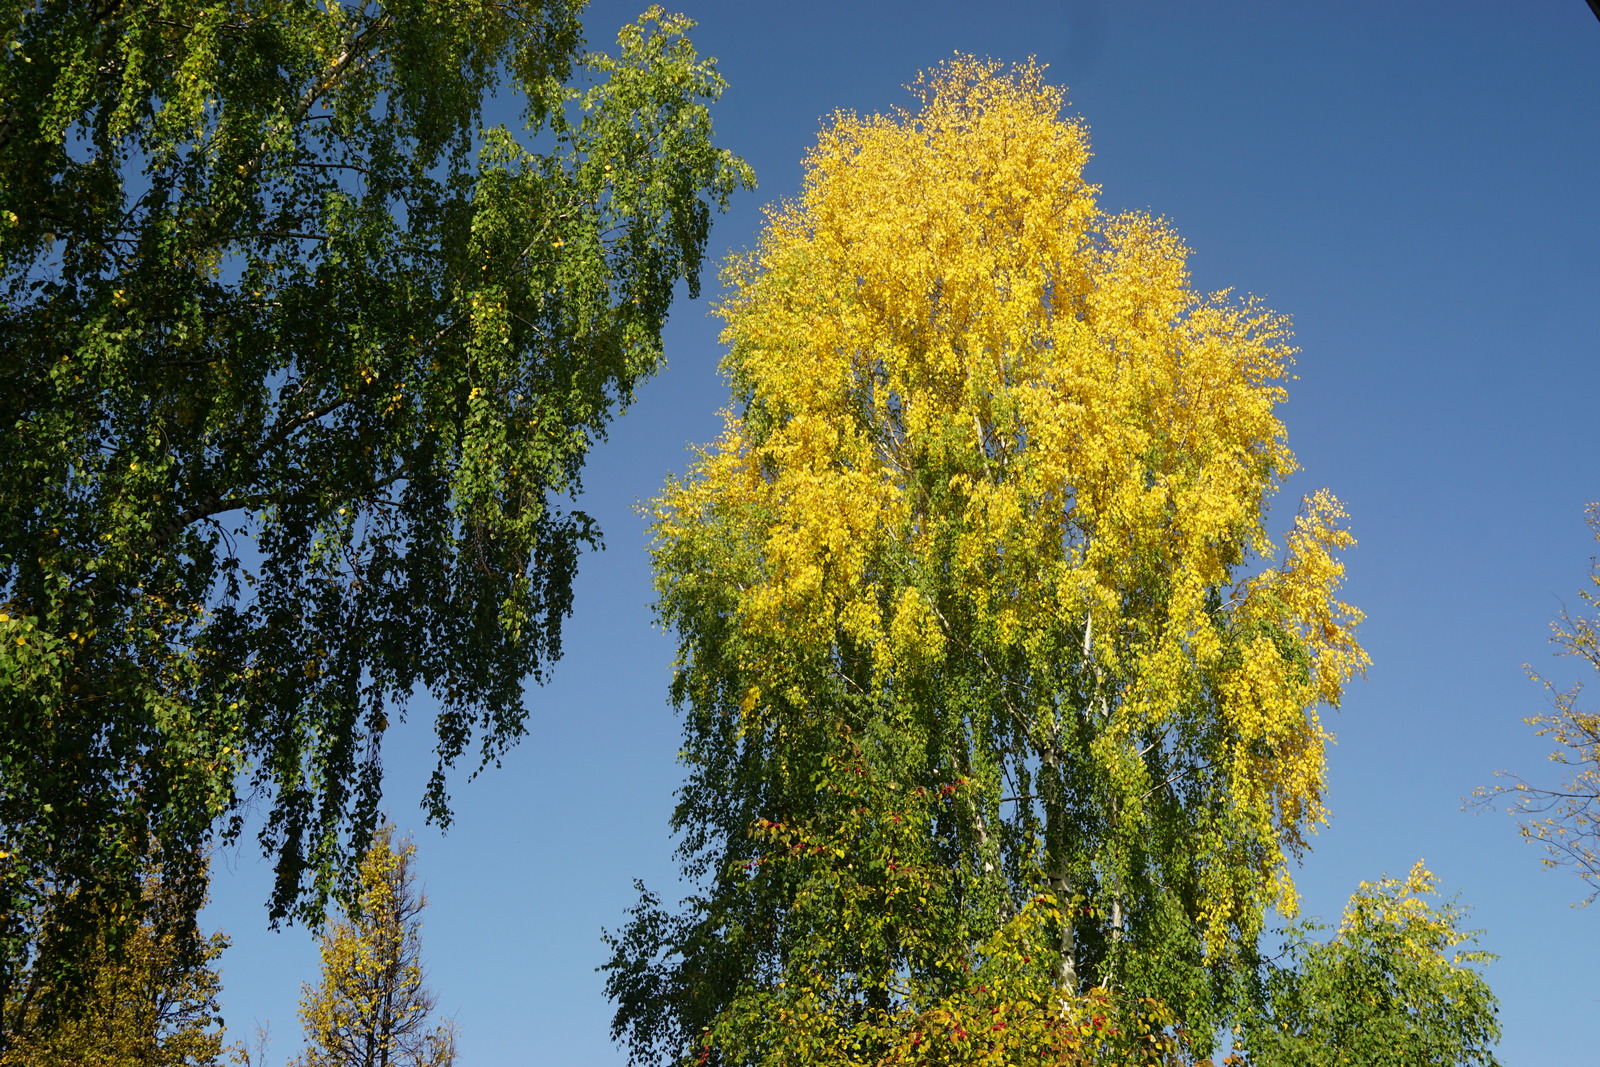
0, 855, 230, 1066
1236, 864, 1500, 1067
608, 739, 1195, 1067
0, 0, 749, 1014
293, 827, 454, 1067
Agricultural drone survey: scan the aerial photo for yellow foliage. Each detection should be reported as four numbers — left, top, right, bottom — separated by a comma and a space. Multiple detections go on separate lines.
0, 861, 230, 1067
293, 829, 454, 1067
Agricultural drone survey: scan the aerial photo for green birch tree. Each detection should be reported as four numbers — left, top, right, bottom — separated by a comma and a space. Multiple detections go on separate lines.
0, 0, 750, 1029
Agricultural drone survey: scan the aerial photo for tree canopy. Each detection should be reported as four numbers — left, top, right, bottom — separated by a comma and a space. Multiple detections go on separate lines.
0, 0, 750, 1015
605, 57, 1365, 1065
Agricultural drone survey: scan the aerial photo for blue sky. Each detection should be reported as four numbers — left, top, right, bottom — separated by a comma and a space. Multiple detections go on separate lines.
205, 2, 1600, 1062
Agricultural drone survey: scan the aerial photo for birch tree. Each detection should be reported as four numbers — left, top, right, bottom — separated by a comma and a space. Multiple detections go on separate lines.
0, 0, 750, 1019
605, 57, 1365, 1065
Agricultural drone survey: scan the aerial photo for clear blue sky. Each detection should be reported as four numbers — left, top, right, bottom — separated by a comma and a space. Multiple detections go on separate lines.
205, 2, 1600, 1062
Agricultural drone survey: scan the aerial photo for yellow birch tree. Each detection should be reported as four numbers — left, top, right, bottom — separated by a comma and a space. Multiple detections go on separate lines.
605, 57, 1366, 1065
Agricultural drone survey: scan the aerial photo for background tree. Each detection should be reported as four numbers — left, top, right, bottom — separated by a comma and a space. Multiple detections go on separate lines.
605, 58, 1365, 1065
293, 827, 454, 1067
0, 853, 231, 1067
1476, 502, 1600, 900
0, 0, 751, 1020
1236, 863, 1500, 1067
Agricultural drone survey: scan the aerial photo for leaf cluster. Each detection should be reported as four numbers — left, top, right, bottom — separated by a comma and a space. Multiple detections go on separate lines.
0, 852, 230, 1066
1476, 502, 1600, 901
1235, 863, 1500, 1067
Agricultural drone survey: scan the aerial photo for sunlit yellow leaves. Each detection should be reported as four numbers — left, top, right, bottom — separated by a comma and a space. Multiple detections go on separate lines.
660, 51, 1360, 839
295, 829, 454, 1067
1340, 862, 1462, 958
